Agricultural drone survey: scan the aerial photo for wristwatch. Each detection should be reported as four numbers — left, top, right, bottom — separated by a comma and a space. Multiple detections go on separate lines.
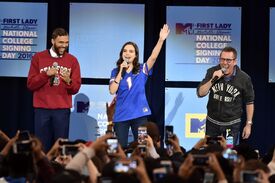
247, 121, 253, 125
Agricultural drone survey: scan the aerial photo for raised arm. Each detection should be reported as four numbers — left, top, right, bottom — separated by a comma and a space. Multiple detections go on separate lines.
146, 24, 170, 71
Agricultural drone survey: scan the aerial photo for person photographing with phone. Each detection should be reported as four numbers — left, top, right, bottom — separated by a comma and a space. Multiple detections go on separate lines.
109, 24, 170, 148
197, 46, 255, 146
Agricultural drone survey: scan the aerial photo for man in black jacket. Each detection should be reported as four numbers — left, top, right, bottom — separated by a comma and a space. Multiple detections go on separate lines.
197, 46, 254, 145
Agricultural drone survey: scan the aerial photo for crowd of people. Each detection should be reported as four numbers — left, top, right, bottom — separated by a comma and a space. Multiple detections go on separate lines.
0, 123, 274, 183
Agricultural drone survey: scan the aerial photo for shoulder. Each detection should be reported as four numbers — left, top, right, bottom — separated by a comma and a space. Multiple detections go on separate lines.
33, 50, 48, 56
65, 52, 78, 61
32, 50, 50, 60
236, 66, 251, 79
111, 68, 118, 76
207, 65, 220, 73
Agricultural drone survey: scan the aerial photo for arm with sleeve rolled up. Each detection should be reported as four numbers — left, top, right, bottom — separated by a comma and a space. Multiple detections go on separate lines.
66, 134, 111, 173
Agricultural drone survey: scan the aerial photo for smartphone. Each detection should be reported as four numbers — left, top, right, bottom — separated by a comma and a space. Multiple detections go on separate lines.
18, 130, 31, 141
193, 154, 209, 166
114, 159, 137, 173
203, 172, 215, 183
165, 125, 174, 144
240, 170, 259, 183
222, 148, 240, 163
60, 145, 79, 157
13, 130, 32, 154
107, 138, 118, 154
138, 126, 147, 144
153, 167, 167, 182
13, 140, 32, 154
160, 160, 173, 174
138, 144, 147, 155
206, 136, 222, 145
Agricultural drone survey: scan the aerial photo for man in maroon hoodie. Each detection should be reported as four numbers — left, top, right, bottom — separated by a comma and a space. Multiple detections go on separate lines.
27, 28, 81, 152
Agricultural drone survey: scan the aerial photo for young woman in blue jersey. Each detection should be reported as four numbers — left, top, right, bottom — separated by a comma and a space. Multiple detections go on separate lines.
109, 24, 170, 148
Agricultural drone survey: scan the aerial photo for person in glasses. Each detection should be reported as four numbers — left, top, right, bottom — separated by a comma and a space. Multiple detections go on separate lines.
197, 46, 254, 146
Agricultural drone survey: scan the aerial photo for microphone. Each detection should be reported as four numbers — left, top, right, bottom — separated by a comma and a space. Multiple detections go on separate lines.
50, 62, 58, 86
121, 59, 129, 78
211, 67, 226, 84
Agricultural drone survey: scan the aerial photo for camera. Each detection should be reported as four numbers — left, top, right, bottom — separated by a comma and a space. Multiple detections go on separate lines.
138, 126, 147, 144
193, 154, 209, 166
114, 159, 137, 173
240, 170, 259, 183
206, 136, 222, 145
107, 138, 118, 154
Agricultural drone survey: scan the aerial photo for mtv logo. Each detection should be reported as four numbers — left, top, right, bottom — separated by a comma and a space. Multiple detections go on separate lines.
185, 113, 206, 138
176, 23, 193, 34
77, 101, 89, 113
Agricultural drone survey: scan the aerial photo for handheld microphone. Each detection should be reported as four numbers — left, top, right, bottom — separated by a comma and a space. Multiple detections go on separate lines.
121, 59, 129, 78
50, 62, 58, 86
211, 67, 227, 84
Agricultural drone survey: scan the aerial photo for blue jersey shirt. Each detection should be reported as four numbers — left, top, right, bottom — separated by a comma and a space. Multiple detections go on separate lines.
110, 63, 152, 122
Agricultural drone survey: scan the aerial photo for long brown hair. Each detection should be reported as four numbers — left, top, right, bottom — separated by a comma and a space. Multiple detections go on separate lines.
116, 41, 140, 75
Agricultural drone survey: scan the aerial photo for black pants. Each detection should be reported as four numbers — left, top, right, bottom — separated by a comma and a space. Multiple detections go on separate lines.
205, 119, 240, 146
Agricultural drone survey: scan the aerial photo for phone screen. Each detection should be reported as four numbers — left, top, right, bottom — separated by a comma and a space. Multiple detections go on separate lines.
165, 125, 174, 144
193, 154, 209, 166
18, 130, 31, 141
114, 159, 137, 173
107, 138, 118, 154
138, 127, 147, 144
240, 171, 259, 183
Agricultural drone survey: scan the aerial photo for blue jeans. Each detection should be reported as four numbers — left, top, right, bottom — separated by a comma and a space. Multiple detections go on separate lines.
205, 119, 240, 146
114, 116, 147, 148
34, 108, 70, 152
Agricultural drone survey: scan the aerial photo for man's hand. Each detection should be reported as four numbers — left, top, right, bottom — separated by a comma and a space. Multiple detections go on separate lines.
242, 124, 252, 139
60, 70, 71, 85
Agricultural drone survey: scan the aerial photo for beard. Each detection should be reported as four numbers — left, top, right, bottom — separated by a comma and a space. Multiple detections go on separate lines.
53, 44, 68, 56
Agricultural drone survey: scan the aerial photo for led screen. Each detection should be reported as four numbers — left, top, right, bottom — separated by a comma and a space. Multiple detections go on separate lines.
0, 2, 47, 77
69, 3, 144, 79
166, 6, 241, 81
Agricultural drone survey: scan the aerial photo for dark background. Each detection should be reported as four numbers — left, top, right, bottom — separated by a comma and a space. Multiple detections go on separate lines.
0, 0, 274, 155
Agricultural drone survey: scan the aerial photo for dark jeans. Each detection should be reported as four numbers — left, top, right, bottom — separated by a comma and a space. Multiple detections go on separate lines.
34, 108, 70, 152
114, 116, 148, 148
205, 119, 240, 146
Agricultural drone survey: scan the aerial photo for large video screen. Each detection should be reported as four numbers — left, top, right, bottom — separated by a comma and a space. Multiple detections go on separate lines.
0, 2, 48, 77
165, 87, 208, 151
166, 6, 241, 81
69, 3, 145, 79
269, 7, 275, 82
69, 84, 114, 142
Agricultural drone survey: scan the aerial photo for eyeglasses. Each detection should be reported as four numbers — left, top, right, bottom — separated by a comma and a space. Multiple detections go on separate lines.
219, 58, 235, 63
